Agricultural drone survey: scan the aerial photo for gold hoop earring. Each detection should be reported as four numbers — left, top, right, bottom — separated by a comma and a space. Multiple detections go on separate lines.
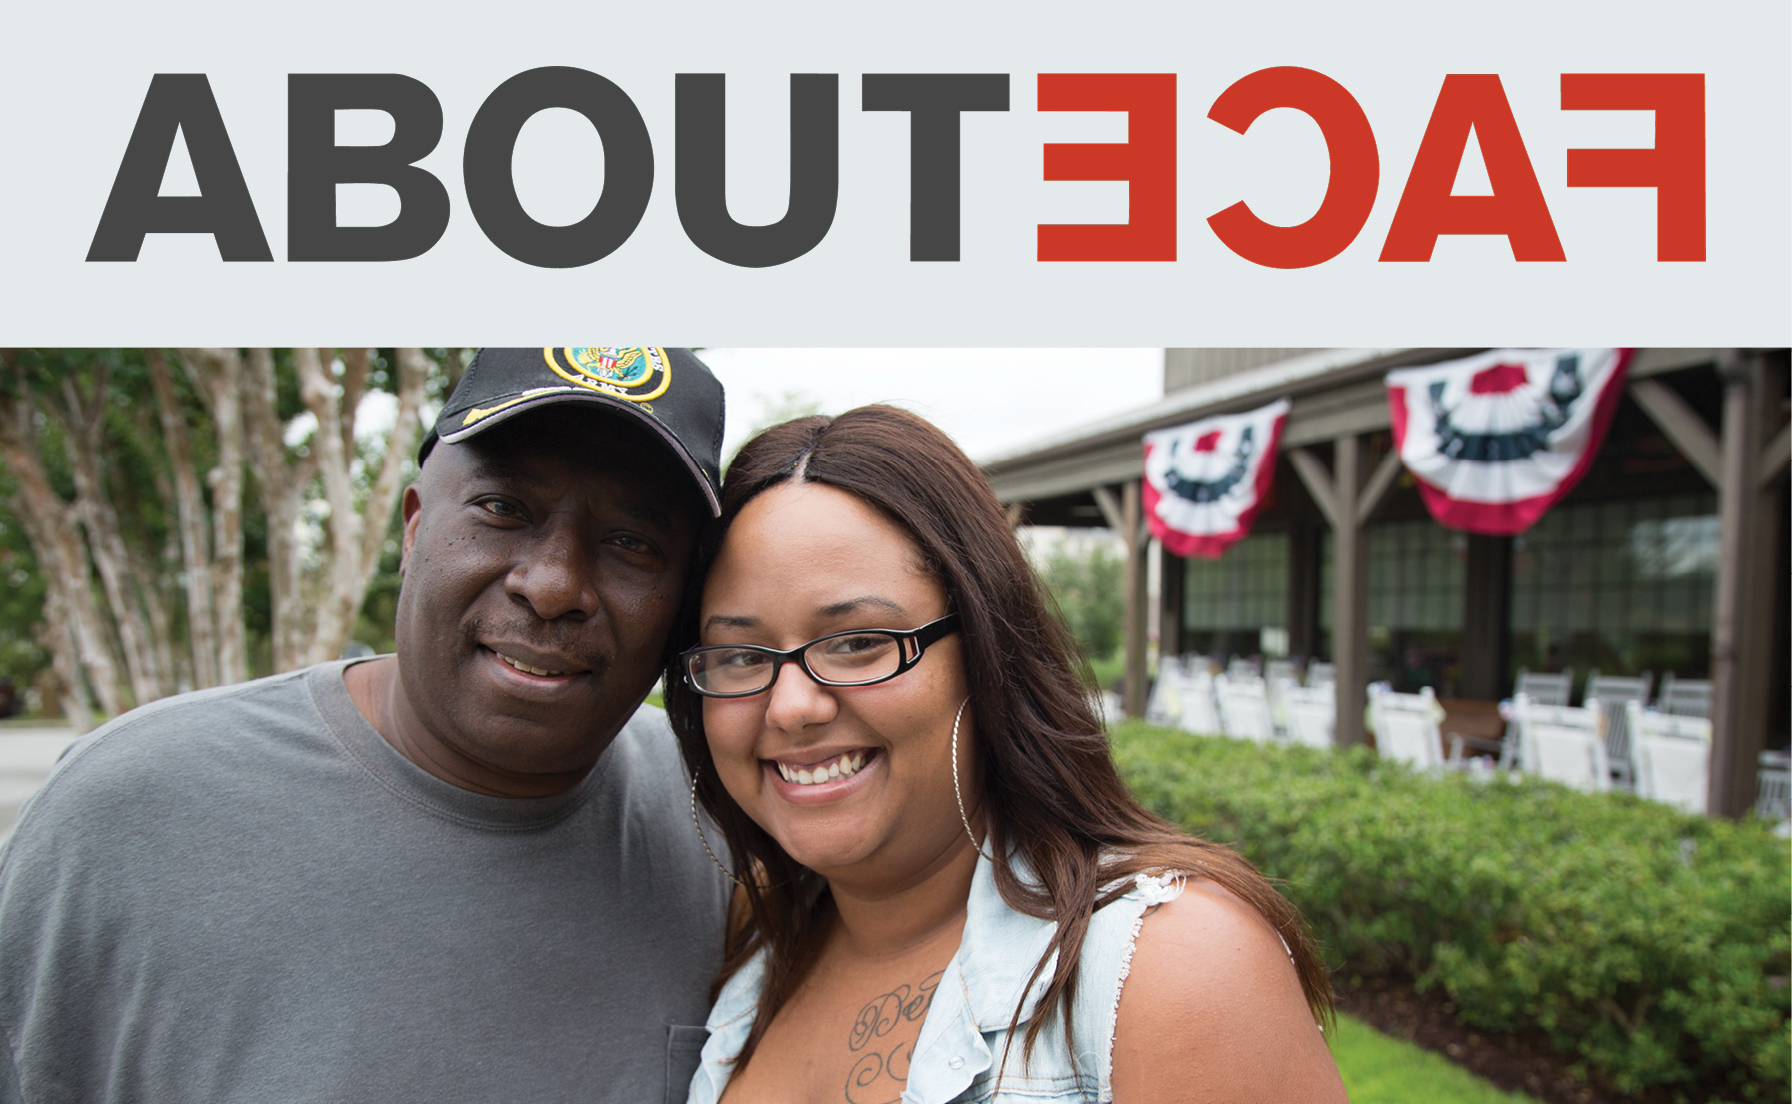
949, 696, 988, 858
690, 763, 743, 886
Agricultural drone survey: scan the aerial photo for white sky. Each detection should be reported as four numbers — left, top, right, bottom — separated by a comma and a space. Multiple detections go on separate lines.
697, 348, 1164, 464
358, 348, 1165, 466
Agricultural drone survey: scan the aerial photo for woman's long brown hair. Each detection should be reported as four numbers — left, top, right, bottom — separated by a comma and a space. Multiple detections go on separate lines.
664, 405, 1332, 1071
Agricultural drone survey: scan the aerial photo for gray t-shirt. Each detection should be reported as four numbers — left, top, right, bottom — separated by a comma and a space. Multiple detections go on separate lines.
0, 661, 730, 1104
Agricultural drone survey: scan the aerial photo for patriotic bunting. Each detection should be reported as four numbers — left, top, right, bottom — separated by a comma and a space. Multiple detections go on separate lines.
1386, 348, 1632, 535
1143, 399, 1290, 559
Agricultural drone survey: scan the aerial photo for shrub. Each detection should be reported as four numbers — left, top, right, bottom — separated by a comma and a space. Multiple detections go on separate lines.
1112, 722, 1791, 1103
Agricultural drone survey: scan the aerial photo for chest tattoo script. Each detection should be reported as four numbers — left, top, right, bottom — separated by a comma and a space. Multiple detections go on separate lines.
844, 969, 943, 1104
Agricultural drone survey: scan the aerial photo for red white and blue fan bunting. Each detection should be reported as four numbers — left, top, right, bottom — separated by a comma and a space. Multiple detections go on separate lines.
1143, 399, 1290, 559
1386, 348, 1632, 535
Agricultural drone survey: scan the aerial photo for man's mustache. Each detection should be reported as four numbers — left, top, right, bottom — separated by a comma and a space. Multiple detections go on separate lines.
463, 618, 612, 676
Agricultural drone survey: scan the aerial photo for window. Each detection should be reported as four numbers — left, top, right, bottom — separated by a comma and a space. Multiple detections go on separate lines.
1322, 519, 1466, 692
1182, 533, 1288, 658
1511, 493, 1716, 685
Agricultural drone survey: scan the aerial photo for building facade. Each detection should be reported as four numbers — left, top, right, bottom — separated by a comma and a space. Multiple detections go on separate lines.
983, 348, 1789, 817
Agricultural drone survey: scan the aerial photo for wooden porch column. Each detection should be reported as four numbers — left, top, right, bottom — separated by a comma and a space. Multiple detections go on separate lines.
1709, 351, 1781, 817
1290, 434, 1403, 747
1330, 438, 1370, 747
1634, 354, 1790, 817
1121, 481, 1149, 719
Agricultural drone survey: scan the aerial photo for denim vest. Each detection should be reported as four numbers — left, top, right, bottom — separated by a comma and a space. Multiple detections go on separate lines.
686, 853, 1184, 1104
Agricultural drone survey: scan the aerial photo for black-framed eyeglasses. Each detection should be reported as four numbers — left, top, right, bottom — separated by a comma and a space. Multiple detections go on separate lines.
680, 613, 961, 698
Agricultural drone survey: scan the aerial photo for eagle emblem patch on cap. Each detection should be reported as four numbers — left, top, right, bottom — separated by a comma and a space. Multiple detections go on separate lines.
544, 347, 671, 403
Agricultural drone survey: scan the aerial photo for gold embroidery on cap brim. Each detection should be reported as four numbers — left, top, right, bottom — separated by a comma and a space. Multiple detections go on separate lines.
460, 386, 578, 427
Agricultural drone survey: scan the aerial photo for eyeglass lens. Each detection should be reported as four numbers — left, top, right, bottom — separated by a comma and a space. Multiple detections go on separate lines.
687, 632, 909, 695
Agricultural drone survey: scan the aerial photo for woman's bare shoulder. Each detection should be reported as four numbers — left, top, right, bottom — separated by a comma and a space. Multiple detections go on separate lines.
1108, 877, 1347, 1104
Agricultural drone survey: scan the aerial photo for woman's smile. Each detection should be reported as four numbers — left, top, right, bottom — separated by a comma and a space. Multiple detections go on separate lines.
761, 747, 881, 804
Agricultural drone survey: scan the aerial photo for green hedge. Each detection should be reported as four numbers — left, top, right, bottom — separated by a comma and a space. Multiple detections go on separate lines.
1112, 721, 1791, 1103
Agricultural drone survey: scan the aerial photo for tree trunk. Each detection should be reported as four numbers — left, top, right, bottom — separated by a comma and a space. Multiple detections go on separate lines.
294, 348, 365, 664
34, 586, 95, 733
148, 349, 220, 689
180, 349, 249, 685
337, 348, 370, 458
342, 346, 428, 645
130, 426, 186, 696
56, 368, 169, 706
241, 347, 315, 673
247, 348, 427, 668
0, 396, 127, 719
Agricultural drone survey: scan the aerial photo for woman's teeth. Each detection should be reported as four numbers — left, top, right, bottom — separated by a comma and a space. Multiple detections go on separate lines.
497, 652, 564, 677
776, 751, 868, 785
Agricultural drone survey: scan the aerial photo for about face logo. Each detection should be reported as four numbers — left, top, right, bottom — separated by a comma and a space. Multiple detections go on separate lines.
84, 68, 1705, 269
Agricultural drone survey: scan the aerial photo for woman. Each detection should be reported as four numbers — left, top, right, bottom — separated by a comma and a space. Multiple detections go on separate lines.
666, 406, 1345, 1104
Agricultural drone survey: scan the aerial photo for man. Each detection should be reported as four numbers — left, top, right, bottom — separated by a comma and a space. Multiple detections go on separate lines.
0, 348, 732, 1103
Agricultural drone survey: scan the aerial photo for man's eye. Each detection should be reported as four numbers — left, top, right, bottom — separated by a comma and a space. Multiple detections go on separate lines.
479, 498, 522, 518
611, 534, 655, 555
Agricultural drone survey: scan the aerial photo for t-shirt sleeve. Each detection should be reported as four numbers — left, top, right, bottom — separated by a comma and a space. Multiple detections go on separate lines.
0, 813, 63, 1104
0, 721, 157, 1104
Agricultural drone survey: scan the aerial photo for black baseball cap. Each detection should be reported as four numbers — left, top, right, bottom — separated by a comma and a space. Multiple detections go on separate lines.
420, 348, 726, 516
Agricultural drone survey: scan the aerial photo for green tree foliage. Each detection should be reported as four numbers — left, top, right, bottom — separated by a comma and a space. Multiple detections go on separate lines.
0, 511, 48, 694
1038, 541, 1124, 662
1, 349, 197, 719
0, 349, 442, 724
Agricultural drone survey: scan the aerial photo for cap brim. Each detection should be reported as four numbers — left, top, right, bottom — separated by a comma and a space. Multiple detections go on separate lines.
436, 388, 721, 516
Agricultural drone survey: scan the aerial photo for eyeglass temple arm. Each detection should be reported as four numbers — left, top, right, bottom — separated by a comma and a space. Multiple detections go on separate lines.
912, 613, 962, 650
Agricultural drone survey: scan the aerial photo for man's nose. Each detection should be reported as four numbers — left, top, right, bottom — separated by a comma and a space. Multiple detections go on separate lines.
505, 522, 598, 620
763, 656, 839, 732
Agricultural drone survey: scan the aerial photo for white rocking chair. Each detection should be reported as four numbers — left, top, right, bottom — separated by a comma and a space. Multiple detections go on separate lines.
1280, 681, 1336, 750
1369, 685, 1444, 770
1215, 675, 1276, 744
1625, 700, 1711, 815
1516, 694, 1610, 793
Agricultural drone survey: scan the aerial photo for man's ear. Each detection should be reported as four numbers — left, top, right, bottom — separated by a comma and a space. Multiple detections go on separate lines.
399, 484, 423, 577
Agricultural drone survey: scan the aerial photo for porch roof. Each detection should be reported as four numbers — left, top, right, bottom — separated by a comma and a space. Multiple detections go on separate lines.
980, 347, 1725, 507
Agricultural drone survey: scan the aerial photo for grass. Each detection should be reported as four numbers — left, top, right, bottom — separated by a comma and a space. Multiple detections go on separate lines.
1330, 1014, 1543, 1104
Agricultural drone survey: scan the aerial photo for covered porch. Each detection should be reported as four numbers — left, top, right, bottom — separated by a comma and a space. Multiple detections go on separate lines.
982, 348, 1789, 818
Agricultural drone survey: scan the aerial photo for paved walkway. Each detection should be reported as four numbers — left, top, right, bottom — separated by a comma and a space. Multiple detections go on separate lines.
0, 727, 81, 842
